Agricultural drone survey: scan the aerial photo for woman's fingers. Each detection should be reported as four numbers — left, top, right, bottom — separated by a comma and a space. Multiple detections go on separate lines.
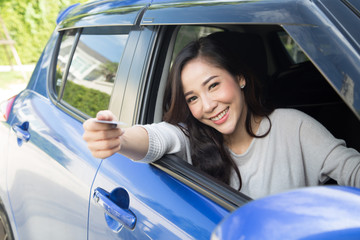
91, 144, 121, 159
96, 110, 116, 121
86, 135, 121, 152
83, 118, 115, 131
83, 124, 123, 141
83, 128, 123, 158
83, 111, 125, 159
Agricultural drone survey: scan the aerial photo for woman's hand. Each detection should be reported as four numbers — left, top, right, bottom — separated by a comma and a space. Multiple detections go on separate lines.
83, 110, 149, 160
83, 110, 124, 159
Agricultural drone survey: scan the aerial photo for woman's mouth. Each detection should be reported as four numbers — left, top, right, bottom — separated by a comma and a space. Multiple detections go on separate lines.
210, 107, 229, 122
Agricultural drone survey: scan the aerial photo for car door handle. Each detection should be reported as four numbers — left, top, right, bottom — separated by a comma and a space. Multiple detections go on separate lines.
12, 122, 30, 146
93, 187, 136, 231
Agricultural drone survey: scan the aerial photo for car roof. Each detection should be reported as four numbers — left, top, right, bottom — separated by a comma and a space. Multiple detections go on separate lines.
59, 0, 315, 27
58, 0, 152, 29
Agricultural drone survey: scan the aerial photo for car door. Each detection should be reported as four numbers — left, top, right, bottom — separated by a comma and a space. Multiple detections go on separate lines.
5, 22, 134, 240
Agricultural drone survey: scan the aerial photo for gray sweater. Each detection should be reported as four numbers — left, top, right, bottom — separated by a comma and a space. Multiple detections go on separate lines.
140, 109, 360, 199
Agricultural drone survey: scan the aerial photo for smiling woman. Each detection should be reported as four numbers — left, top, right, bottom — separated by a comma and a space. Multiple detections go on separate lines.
159, 32, 275, 191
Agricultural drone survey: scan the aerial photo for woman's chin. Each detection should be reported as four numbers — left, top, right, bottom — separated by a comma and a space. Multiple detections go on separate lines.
214, 125, 236, 135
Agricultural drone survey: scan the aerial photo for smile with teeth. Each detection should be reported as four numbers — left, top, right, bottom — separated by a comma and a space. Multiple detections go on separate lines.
210, 107, 229, 121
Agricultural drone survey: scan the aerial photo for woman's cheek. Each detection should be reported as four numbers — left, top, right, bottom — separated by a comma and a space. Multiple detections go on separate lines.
189, 104, 202, 120
220, 84, 238, 102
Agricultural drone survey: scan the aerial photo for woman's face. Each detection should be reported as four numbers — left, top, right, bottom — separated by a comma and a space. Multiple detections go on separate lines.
181, 57, 247, 136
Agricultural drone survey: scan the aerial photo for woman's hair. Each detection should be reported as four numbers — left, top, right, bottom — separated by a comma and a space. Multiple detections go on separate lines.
163, 31, 274, 190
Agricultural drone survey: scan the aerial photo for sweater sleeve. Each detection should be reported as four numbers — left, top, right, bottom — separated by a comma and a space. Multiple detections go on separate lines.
298, 112, 360, 187
137, 122, 192, 164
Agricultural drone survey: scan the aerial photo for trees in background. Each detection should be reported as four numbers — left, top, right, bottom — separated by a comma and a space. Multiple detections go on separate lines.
0, 0, 87, 65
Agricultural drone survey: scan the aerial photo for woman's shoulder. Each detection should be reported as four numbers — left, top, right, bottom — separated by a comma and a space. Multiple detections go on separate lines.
270, 108, 313, 122
268, 108, 321, 134
270, 108, 331, 136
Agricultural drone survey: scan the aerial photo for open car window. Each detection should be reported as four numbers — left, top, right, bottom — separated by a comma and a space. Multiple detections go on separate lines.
144, 23, 360, 209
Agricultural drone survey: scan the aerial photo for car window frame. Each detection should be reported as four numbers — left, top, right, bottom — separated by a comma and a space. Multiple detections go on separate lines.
137, 21, 357, 210
48, 26, 133, 122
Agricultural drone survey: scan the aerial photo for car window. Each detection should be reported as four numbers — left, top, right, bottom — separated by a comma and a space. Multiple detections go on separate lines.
146, 23, 353, 207
54, 27, 129, 118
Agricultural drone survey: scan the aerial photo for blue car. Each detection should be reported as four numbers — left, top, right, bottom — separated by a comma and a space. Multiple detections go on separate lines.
1, 0, 360, 239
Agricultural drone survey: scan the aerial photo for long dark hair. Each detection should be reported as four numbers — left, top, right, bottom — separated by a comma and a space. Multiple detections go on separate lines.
163, 31, 274, 190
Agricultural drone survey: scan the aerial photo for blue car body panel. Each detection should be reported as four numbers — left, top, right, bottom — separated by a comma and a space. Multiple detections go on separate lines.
89, 155, 229, 239
212, 186, 360, 240
27, 30, 59, 98
6, 90, 101, 239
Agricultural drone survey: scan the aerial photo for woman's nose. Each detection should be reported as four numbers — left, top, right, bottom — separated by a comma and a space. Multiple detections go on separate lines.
202, 95, 217, 113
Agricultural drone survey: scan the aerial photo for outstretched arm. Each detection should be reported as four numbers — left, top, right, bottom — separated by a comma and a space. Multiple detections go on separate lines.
83, 110, 149, 160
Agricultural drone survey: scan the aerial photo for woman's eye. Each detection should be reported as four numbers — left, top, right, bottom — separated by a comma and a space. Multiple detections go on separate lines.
187, 96, 197, 103
209, 82, 219, 90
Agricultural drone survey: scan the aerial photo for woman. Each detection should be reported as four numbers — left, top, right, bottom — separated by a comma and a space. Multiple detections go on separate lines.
83, 32, 360, 199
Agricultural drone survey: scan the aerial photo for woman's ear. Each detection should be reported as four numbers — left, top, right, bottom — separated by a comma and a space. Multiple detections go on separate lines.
238, 75, 246, 89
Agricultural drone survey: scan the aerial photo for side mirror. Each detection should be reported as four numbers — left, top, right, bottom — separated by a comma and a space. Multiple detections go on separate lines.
211, 186, 360, 240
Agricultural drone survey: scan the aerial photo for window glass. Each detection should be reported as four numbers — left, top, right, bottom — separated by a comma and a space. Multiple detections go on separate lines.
55, 30, 77, 96
61, 29, 128, 117
278, 32, 308, 64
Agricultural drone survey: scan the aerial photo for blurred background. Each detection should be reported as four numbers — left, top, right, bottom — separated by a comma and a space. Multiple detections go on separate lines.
0, 0, 88, 102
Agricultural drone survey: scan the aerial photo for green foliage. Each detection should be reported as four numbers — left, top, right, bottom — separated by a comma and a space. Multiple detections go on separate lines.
0, 0, 88, 65
0, 71, 28, 88
62, 80, 111, 118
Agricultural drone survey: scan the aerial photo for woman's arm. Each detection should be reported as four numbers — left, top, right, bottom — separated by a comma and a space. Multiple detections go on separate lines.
82, 110, 149, 160
296, 110, 360, 187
